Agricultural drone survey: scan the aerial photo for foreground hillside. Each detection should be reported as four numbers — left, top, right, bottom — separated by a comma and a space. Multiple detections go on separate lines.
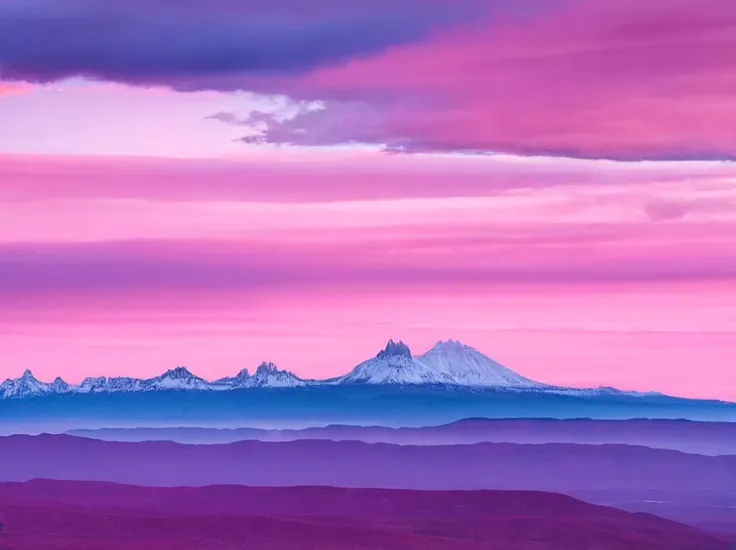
0, 480, 729, 550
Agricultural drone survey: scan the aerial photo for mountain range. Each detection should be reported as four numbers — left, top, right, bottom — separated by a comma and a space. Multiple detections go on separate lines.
0, 339, 647, 399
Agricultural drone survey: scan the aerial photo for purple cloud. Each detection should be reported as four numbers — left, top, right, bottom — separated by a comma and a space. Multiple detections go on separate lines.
1, 236, 735, 305
0, 0, 487, 86
645, 197, 736, 222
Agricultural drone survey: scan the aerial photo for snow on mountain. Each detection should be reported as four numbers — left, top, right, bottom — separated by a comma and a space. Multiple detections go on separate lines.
214, 364, 306, 388
0, 339, 659, 398
417, 340, 545, 388
333, 340, 456, 385
243, 362, 307, 388
76, 368, 211, 393
76, 376, 148, 393
214, 368, 251, 388
0, 370, 71, 399
49, 376, 71, 393
145, 367, 212, 391
544, 386, 664, 398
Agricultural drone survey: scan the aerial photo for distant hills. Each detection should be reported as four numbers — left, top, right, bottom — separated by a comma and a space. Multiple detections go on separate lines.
2, 434, 733, 492
1, 434, 734, 535
66, 417, 736, 456
1, 339, 661, 399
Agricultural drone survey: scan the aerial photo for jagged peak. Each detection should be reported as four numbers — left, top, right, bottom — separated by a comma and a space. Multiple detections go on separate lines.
377, 339, 412, 359
162, 366, 196, 379
21, 369, 36, 379
234, 368, 251, 379
255, 362, 280, 376
82, 376, 107, 384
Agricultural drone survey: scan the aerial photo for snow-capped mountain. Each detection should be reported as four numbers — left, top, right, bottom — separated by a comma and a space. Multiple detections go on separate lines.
215, 363, 307, 388
76, 376, 148, 393
75, 369, 209, 393
48, 376, 72, 394
145, 367, 212, 391
0, 370, 71, 399
0, 339, 660, 399
332, 339, 545, 388
0, 362, 308, 398
417, 340, 545, 388
245, 362, 307, 388
214, 368, 251, 387
332, 340, 456, 385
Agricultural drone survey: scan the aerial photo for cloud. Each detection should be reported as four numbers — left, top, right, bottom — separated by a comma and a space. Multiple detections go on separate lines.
5, 0, 735, 160
216, 0, 736, 161
644, 199, 692, 222
2, 153, 734, 203
0, 0, 486, 86
645, 197, 736, 221
233, 102, 392, 147
1, 219, 735, 305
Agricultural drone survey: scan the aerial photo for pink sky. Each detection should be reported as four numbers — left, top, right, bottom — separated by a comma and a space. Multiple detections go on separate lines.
0, 153, 734, 399
0, 0, 735, 400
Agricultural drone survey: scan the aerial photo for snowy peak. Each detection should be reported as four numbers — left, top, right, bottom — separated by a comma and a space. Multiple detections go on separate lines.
335, 340, 454, 386
215, 363, 306, 388
50, 377, 70, 393
430, 339, 464, 351
335, 339, 546, 388
247, 362, 307, 388
255, 362, 279, 376
214, 368, 250, 387
1, 370, 71, 399
77, 376, 109, 393
147, 367, 210, 391
418, 340, 544, 388
0, 339, 566, 398
160, 367, 197, 380
377, 339, 412, 359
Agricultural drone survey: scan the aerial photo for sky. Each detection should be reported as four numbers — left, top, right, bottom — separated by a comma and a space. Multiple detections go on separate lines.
0, 0, 735, 399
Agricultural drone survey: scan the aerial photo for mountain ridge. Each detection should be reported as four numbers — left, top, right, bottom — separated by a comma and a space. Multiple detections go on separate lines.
0, 338, 670, 399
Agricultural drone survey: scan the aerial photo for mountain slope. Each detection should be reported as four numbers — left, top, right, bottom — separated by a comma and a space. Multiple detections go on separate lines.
0, 370, 71, 399
333, 340, 456, 385
75, 368, 211, 393
215, 363, 307, 388
214, 368, 251, 387
243, 362, 307, 388
418, 340, 544, 388
335, 339, 547, 388
144, 367, 211, 391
